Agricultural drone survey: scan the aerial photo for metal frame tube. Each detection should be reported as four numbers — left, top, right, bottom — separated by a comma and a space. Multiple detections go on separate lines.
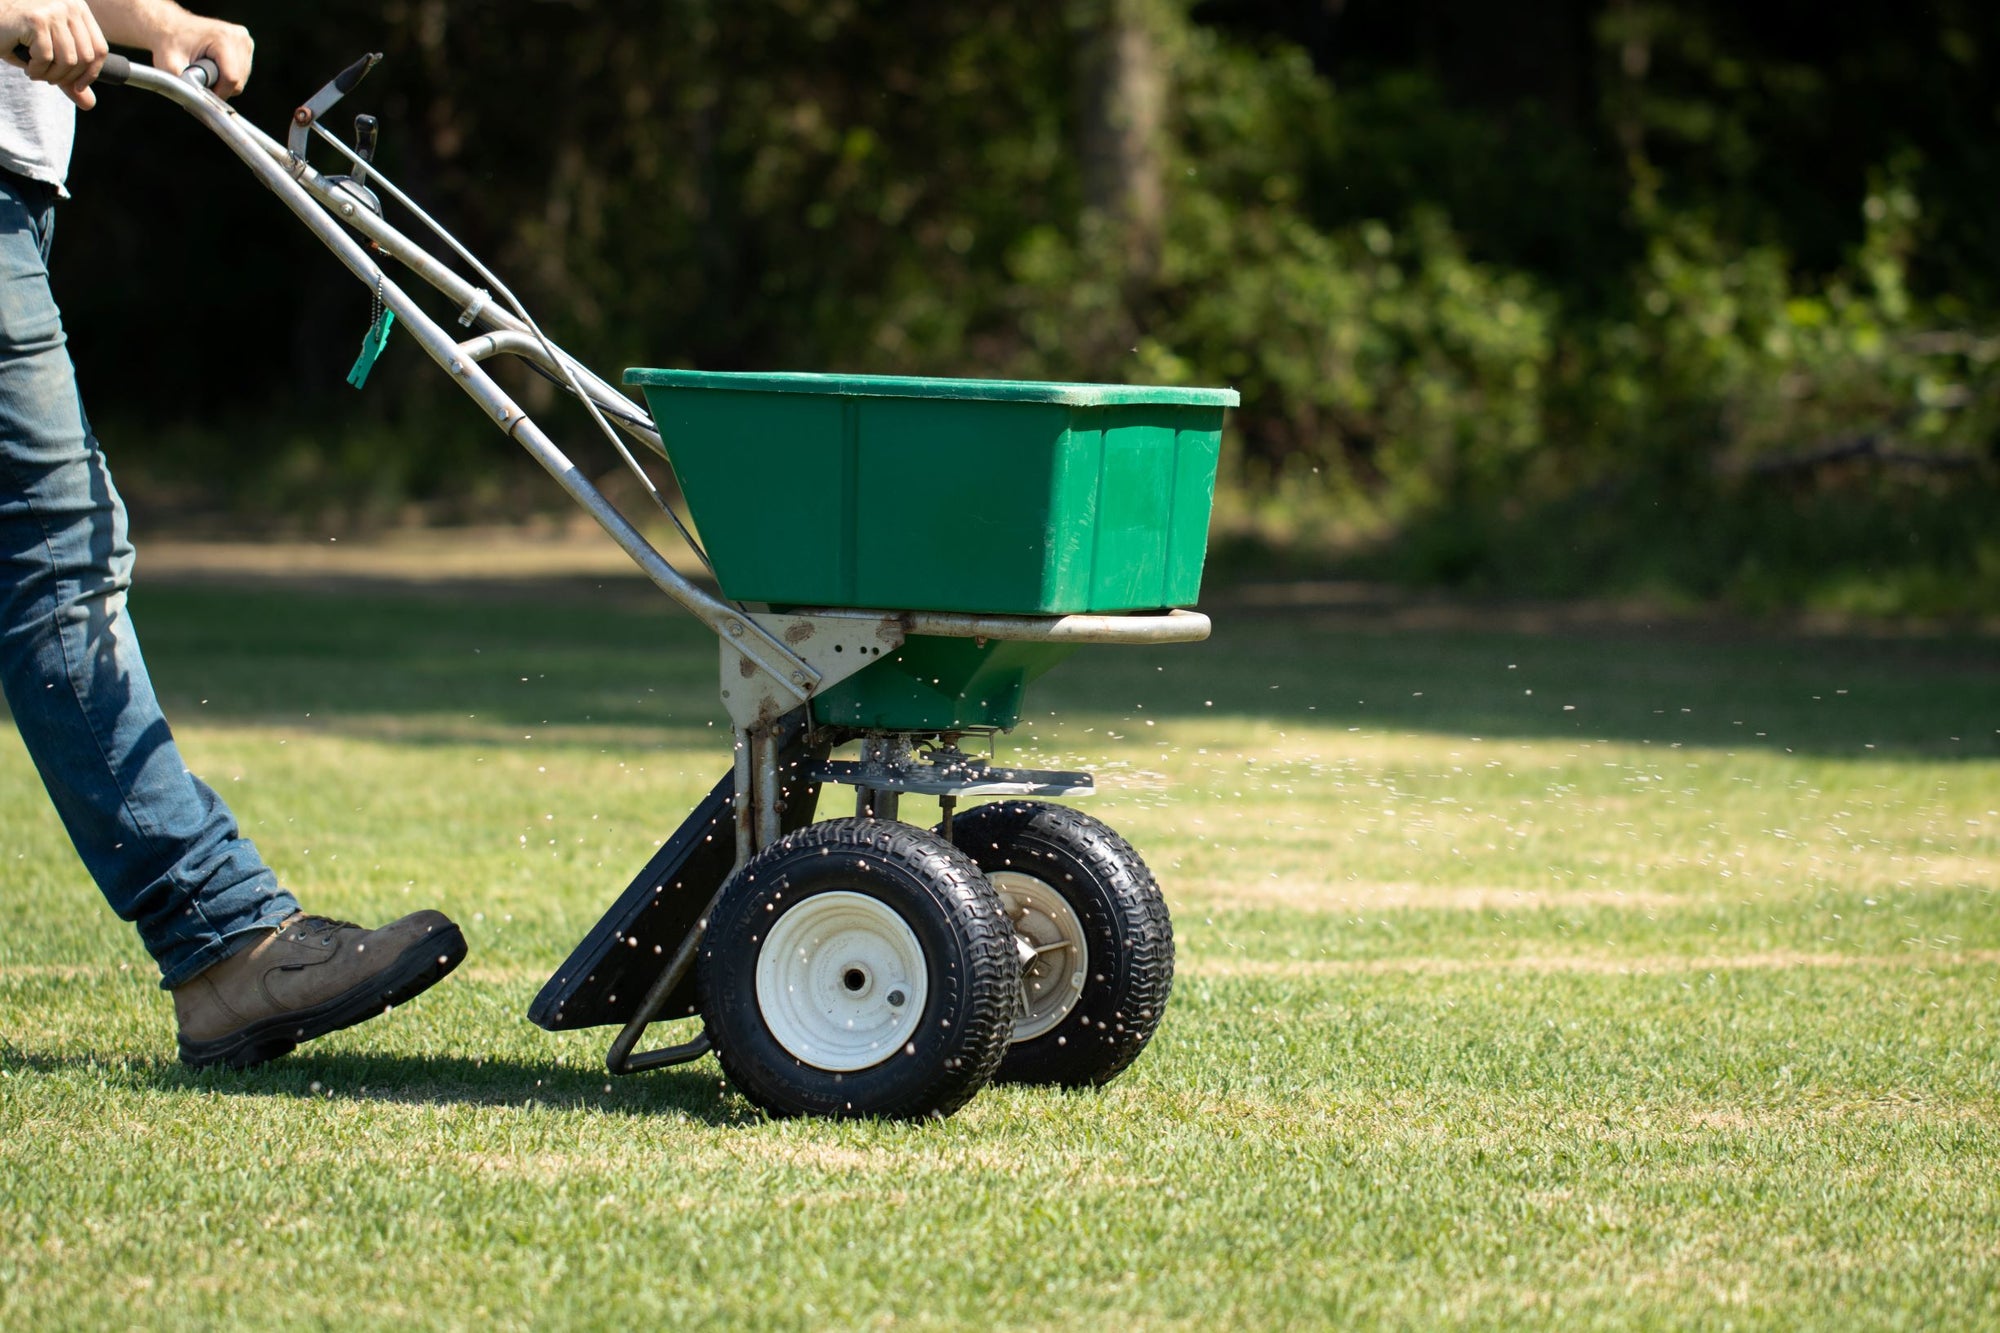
752, 730, 783, 848
456, 329, 659, 443
459, 329, 557, 368
731, 727, 755, 872
798, 606, 1212, 645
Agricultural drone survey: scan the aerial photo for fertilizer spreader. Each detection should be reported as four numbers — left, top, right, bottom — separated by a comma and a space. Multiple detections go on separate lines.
112, 52, 1237, 1119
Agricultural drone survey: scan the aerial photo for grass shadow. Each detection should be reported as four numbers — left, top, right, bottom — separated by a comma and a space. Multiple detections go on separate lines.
1, 575, 1986, 760
1, 1043, 758, 1125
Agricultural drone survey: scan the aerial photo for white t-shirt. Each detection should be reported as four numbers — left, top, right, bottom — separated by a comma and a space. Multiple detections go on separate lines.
0, 64, 77, 189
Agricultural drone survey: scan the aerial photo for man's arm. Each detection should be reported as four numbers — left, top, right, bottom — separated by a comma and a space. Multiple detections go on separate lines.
87, 0, 251, 97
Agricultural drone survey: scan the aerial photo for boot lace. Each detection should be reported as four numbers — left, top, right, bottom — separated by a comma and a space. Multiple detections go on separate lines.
290, 913, 361, 941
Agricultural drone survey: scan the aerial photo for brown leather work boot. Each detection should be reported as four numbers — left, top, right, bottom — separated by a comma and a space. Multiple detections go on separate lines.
174, 910, 467, 1069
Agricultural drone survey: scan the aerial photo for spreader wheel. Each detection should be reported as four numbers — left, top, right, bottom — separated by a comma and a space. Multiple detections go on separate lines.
699, 817, 1016, 1119
945, 801, 1174, 1087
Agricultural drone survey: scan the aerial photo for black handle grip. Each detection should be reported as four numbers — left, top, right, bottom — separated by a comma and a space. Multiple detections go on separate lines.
9, 47, 212, 89
332, 52, 378, 94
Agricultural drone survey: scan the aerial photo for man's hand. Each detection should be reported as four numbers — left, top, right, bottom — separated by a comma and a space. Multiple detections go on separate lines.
1, 0, 111, 110
147, 10, 249, 98
68, 3, 253, 101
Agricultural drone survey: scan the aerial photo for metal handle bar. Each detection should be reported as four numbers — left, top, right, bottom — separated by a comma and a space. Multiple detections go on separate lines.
7, 48, 217, 90
112, 58, 823, 700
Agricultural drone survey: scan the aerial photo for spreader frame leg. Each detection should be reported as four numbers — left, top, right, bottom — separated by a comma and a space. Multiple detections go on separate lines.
602, 902, 718, 1074
601, 705, 824, 1074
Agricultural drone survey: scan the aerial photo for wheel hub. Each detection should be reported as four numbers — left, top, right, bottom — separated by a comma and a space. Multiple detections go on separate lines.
754, 891, 929, 1071
990, 870, 1089, 1042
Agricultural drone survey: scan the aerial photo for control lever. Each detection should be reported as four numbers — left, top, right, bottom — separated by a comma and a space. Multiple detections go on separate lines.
287, 52, 381, 161
353, 115, 379, 167
325, 113, 384, 217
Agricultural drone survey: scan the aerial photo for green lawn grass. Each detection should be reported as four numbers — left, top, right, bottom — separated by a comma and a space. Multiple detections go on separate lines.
2, 573, 1996, 1328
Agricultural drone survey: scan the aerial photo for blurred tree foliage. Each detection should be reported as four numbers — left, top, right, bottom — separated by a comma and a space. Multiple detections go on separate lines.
58, 0, 2000, 611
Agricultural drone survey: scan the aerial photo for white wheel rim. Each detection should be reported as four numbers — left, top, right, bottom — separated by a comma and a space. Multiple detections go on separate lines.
754, 890, 929, 1072
991, 870, 1089, 1042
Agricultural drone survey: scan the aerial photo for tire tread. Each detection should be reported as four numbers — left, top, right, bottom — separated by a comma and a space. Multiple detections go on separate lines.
949, 801, 1174, 1087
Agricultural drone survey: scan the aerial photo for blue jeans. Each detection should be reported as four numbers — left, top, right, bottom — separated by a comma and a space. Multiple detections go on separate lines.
0, 170, 296, 987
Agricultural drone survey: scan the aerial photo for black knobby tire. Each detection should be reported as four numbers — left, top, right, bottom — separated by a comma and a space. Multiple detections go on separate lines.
945, 801, 1174, 1087
699, 817, 1016, 1120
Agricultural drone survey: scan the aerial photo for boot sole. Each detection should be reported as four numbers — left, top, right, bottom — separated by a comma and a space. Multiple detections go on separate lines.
178, 924, 469, 1070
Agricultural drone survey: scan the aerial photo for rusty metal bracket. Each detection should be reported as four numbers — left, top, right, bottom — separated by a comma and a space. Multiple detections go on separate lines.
720, 611, 905, 857
718, 610, 905, 733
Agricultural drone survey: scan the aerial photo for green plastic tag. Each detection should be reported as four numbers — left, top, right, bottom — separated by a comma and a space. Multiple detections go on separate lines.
346, 308, 396, 389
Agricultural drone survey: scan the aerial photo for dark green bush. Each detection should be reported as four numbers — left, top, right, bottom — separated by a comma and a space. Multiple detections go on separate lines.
65, 1, 1999, 612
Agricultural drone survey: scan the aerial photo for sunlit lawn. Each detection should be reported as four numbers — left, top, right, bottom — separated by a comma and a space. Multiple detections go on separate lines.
2, 567, 1996, 1328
